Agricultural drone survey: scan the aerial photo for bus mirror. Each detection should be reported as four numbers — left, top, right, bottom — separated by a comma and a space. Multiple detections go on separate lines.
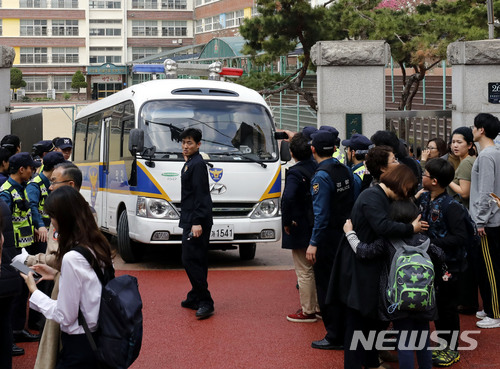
129, 129, 144, 156
280, 141, 291, 162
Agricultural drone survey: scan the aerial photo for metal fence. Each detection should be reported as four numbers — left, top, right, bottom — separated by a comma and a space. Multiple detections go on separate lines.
385, 110, 452, 150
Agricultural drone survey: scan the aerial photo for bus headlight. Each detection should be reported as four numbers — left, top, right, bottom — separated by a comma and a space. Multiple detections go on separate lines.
136, 197, 179, 219
250, 198, 279, 219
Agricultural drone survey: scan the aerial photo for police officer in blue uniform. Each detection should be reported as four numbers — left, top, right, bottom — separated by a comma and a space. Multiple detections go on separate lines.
178, 128, 214, 320
306, 130, 355, 350
342, 133, 372, 195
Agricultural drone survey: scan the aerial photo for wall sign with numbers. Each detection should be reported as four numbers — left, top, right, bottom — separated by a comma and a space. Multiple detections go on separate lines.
489, 82, 500, 104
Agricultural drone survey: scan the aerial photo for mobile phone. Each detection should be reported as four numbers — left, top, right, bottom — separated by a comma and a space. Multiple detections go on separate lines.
10, 261, 42, 281
274, 131, 289, 140
490, 193, 500, 200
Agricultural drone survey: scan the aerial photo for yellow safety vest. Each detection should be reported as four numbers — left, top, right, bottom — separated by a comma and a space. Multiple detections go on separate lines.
29, 174, 50, 225
333, 149, 345, 165
0, 181, 34, 248
353, 164, 367, 180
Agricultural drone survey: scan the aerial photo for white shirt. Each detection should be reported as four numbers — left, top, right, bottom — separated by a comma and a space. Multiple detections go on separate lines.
30, 250, 102, 335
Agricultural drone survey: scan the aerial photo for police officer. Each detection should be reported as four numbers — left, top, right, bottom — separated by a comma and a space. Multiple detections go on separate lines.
319, 125, 346, 164
27, 152, 65, 248
306, 130, 354, 350
342, 133, 372, 195
53, 137, 73, 161
0, 152, 41, 346
178, 128, 214, 320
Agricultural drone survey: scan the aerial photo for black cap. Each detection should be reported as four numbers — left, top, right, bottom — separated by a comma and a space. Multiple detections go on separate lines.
42, 151, 66, 169
33, 140, 55, 154
342, 134, 372, 151
319, 125, 339, 136
9, 152, 42, 171
310, 130, 337, 150
54, 137, 73, 149
302, 126, 318, 140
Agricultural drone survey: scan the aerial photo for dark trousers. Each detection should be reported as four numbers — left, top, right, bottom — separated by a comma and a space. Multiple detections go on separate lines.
11, 283, 28, 331
393, 318, 432, 369
0, 296, 14, 369
434, 275, 460, 348
343, 307, 381, 369
458, 253, 479, 311
476, 227, 500, 318
56, 332, 97, 369
181, 226, 214, 308
313, 243, 345, 344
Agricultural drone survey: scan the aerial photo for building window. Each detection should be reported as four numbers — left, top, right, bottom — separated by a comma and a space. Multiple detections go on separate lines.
20, 47, 48, 63
195, 0, 217, 6
161, 0, 186, 9
132, 47, 158, 60
161, 21, 187, 37
90, 47, 122, 52
195, 19, 203, 33
24, 76, 48, 92
203, 16, 221, 32
52, 47, 79, 63
89, 55, 122, 63
52, 20, 78, 36
20, 0, 47, 7
53, 76, 76, 91
89, 19, 122, 36
89, 0, 121, 8
132, 0, 157, 9
226, 10, 244, 28
51, 0, 78, 7
20, 20, 47, 36
132, 21, 158, 36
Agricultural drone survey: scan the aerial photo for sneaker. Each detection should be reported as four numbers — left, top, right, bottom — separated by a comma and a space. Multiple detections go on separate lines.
476, 316, 500, 328
432, 348, 460, 367
476, 310, 487, 319
287, 309, 317, 323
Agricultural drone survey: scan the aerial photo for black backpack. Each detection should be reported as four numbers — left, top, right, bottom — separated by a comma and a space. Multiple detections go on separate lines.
74, 246, 143, 369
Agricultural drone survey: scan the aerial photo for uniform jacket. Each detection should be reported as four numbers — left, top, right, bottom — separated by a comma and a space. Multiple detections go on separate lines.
281, 159, 317, 250
179, 151, 213, 229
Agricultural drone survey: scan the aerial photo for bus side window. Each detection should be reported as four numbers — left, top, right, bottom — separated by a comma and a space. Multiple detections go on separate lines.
86, 116, 101, 162
122, 119, 136, 186
74, 120, 88, 162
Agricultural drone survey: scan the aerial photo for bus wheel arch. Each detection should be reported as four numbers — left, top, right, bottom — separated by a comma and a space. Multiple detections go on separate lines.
117, 208, 142, 263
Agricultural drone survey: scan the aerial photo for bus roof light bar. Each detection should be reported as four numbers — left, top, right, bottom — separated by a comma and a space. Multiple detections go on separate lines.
132, 60, 243, 80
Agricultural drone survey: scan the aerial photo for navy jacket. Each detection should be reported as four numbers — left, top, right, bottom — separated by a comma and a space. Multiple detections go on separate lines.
179, 151, 213, 229
281, 159, 317, 250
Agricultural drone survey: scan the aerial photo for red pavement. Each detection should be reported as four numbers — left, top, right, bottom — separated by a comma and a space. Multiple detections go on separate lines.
13, 269, 500, 369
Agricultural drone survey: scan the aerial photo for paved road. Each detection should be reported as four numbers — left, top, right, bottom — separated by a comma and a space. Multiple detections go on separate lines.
113, 240, 295, 271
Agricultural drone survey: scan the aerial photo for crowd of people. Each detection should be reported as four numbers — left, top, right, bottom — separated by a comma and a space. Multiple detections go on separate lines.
0, 134, 115, 369
281, 113, 500, 369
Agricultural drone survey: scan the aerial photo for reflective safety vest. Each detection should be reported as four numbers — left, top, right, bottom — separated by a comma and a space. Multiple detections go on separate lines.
333, 149, 345, 165
0, 181, 34, 248
29, 174, 50, 226
353, 164, 367, 181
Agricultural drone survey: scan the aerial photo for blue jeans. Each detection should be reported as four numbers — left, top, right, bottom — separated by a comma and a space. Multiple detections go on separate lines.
393, 318, 432, 369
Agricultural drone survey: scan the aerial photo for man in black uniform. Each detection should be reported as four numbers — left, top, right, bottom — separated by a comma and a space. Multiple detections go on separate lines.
179, 128, 214, 320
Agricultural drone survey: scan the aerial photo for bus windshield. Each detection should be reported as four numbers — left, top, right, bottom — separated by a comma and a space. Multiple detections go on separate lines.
140, 100, 278, 162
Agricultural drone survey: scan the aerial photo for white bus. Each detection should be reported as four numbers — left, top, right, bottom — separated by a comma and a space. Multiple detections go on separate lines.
73, 61, 289, 262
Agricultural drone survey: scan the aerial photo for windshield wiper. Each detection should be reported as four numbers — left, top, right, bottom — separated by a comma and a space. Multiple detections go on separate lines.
214, 151, 267, 168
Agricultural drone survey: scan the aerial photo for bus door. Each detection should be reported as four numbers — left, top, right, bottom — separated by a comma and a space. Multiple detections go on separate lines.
102, 116, 112, 229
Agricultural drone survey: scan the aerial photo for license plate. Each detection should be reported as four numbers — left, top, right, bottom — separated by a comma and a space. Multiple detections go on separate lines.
210, 225, 234, 240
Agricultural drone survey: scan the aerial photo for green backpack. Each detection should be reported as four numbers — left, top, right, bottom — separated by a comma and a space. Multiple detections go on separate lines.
387, 238, 435, 314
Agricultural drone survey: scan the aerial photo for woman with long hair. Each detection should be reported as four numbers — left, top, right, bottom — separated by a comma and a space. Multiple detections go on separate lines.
21, 186, 113, 368
447, 127, 476, 210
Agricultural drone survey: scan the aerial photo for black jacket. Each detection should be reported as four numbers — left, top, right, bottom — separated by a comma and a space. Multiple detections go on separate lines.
281, 159, 317, 250
329, 185, 414, 319
179, 151, 213, 229
0, 199, 22, 298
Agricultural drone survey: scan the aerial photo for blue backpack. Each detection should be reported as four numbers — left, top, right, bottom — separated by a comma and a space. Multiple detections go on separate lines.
75, 246, 143, 369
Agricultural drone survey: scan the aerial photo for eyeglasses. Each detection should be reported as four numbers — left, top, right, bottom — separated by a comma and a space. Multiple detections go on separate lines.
426, 147, 438, 150
50, 180, 71, 186
422, 174, 433, 179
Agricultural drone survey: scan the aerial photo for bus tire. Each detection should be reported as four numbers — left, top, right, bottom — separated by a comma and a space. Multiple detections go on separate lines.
117, 210, 141, 263
239, 243, 256, 260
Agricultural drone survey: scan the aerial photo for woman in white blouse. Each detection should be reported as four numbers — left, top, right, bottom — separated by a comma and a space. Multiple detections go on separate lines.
22, 186, 113, 369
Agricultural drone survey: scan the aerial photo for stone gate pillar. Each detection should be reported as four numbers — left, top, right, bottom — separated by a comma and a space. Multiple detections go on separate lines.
311, 40, 390, 140
0, 46, 15, 139
448, 40, 500, 130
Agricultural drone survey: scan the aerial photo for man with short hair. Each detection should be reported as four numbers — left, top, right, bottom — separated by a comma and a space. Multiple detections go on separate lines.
179, 128, 214, 320
306, 130, 354, 350
0, 147, 11, 187
470, 113, 500, 329
342, 133, 372, 195
53, 137, 73, 161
